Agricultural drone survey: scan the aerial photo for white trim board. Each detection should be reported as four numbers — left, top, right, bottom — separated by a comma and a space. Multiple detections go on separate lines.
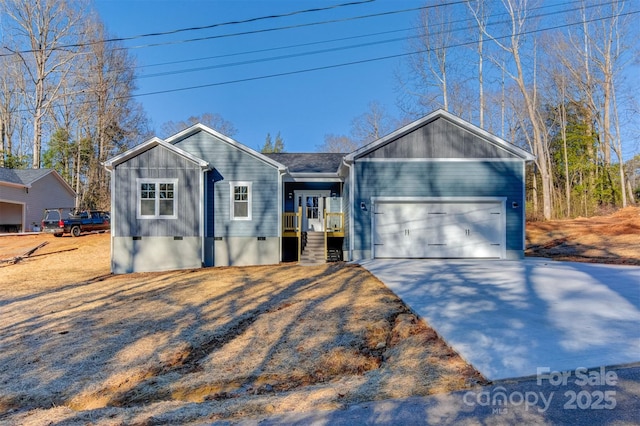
356, 158, 525, 162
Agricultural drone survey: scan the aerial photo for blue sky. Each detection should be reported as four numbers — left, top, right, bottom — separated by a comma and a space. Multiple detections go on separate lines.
93, 0, 420, 152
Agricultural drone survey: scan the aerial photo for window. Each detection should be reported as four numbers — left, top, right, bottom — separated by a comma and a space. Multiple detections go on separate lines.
230, 182, 252, 220
137, 179, 177, 219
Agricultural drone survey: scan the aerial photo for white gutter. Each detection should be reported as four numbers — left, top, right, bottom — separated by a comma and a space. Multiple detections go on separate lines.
342, 158, 355, 262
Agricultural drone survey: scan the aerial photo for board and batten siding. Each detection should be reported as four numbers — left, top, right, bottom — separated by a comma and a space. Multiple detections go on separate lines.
351, 160, 525, 258
174, 131, 280, 238
112, 145, 202, 237
365, 117, 516, 159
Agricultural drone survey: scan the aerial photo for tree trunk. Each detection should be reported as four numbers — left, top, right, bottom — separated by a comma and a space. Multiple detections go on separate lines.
513, 50, 552, 220
560, 101, 571, 217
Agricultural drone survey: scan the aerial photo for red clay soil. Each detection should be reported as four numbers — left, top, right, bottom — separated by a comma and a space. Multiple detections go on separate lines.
526, 206, 640, 265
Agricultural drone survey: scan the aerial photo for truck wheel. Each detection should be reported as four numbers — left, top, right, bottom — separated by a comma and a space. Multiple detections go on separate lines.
71, 226, 81, 237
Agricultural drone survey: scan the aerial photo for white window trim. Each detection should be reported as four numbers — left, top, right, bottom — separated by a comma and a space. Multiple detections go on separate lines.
136, 178, 178, 219
229, 181, 252, 221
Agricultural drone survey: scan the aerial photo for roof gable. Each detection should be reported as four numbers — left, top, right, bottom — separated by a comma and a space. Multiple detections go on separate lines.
345, 109, 535, 162
166, 123, 286, 172
0, 167, 50, 187
103, 137, 210, 170
0, 167, 75, 196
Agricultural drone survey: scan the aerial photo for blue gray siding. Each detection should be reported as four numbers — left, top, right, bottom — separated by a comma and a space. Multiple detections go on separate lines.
365, 117, 518, 159
351, 160, 525, 256
174, 131, 280, 238
112, 145, 202, 237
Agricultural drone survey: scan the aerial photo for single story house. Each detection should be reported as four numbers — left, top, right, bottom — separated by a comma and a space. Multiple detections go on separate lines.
104, 109, 535, 274
0, 167, 76, 233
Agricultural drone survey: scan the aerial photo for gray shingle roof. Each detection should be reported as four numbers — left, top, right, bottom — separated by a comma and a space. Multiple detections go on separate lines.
264, 153, 345, 173
0, 167, 52, 186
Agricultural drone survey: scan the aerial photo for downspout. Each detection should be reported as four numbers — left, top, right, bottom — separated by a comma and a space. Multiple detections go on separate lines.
522, 160, 527, 256
200, 167, 206, 266
103, 162, 115, 273
277, 168, 286, 263
343, 158, 354, 262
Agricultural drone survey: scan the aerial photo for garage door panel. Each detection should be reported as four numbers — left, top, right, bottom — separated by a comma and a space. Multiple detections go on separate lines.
374, 203, 415, 257
373, 201, 504, 259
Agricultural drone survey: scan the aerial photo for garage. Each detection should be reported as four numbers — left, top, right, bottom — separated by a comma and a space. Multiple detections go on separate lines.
373, 198, 505, 259
0, 201, 24, 233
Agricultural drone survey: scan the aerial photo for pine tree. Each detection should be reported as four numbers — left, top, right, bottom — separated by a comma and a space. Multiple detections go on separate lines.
260, 133, 274, 153
260, 132, 285, 153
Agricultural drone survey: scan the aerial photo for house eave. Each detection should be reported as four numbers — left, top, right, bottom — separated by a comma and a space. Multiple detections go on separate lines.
283, 172, 343, 183
0, 181, 29, 189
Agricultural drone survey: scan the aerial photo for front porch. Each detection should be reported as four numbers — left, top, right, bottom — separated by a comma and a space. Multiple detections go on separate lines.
282, 207, 344, 263
262, 152, 348, 264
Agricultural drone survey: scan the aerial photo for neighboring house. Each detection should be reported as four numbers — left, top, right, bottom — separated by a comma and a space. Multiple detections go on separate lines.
0, 168, 76, 233
104, 109, 535, 274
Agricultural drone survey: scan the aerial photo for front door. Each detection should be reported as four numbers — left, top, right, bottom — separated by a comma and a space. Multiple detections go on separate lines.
296, 191, 330, 232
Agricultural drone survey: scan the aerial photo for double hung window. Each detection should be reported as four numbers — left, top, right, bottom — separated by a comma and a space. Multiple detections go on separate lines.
230, 182, 252, 220
137, 178, 177, 219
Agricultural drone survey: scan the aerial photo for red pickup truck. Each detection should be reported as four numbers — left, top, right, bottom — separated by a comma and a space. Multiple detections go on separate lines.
41, 208, 110, 237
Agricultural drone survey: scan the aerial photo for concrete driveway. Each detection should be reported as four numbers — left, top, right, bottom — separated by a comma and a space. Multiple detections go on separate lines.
360, 258, 640, 381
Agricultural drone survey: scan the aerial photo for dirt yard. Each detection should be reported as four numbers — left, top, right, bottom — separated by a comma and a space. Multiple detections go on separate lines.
526, 206, 640, 265
1, 207, 638, 425
0, 233, 482, 425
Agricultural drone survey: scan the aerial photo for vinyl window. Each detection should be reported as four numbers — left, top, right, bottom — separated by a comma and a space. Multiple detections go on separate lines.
137, 178, 178, 219
230, 182, 252, 220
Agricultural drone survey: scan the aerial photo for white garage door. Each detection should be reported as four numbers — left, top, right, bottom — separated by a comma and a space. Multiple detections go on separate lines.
373, 200, 504, 259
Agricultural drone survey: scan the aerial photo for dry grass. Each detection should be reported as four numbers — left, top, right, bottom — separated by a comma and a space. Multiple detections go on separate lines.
3, 207, 635, 424
0, 233, 481, 425
526, 206, 640, 265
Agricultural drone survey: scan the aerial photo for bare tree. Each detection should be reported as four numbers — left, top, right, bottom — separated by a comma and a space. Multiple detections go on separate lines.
553, 0, 635, 207
592, 0, 632, 206
466, 0, 490, 128
1, 0, 84, 168
161, 113, 237, 138
0, 54, 22, 167
77, 16, 149, 208
317, 101, 399, 153
317, 134, 361, 153
469, 0, 553, 219
400, 0, 463, 115
350, 101, 398, 144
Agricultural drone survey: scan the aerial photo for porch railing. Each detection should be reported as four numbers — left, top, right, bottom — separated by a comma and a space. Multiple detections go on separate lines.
283, 209, 344, 262
283, 210, 300, 234
324, 212, 344, 234
282, 207, 303, 262
324, 212, 344, 261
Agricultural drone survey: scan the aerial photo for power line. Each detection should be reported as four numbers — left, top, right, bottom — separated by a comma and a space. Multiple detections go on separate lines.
135, 1, 603, 80
128, 8, 640, 99
135, 1, 563, 70
5, 1, 637, 108
0, 0, 377, 57
118, 3, 445, 52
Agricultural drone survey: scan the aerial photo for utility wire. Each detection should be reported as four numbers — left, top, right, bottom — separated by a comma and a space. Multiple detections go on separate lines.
118, 2, 462, 52
5, 1, 637, 105
138, 0, 580, 71
0, 0, 377, 57
128, 9, 640, 99
136, 0, 607, 80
